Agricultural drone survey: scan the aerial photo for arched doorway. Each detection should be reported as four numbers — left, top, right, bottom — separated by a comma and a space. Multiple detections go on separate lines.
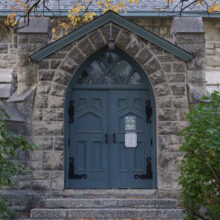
65, 47, 156, 189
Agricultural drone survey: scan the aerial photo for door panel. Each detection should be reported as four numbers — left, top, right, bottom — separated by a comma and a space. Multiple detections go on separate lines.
68, 90, 108, 188
110, 90, 153, 188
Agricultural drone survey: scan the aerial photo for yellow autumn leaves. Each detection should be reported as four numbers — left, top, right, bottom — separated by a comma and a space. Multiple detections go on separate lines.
67, 0, 138, 27
3, 0, 220, 31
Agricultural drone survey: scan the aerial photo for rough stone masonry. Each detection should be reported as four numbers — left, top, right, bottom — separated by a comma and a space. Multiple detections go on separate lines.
0, 15, 208, 214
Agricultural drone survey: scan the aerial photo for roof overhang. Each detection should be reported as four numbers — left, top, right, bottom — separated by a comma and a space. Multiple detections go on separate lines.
30, 11, 194, 62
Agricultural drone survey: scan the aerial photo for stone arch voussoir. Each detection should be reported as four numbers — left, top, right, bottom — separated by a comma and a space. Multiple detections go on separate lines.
56, 23, 171, 99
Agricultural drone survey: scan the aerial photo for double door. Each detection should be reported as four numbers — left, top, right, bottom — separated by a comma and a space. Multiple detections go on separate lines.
67, 89, 154, 189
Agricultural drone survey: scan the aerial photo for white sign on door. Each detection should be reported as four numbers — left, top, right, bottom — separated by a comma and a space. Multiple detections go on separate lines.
125, 132, 137, 148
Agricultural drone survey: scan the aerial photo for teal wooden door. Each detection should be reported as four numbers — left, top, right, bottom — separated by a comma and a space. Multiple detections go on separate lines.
110, 90, 153, 188
68, 90, 109, 188
65, 48, 156, 189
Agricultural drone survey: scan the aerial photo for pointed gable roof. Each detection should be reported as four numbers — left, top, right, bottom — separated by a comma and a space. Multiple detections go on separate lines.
30, 11, 193, 62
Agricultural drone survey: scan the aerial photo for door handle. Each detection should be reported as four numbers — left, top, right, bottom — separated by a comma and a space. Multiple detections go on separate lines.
113, 133, 116, 143
105, 133, 108, 144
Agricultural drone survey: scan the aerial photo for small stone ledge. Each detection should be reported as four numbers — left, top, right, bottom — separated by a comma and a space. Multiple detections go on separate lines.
7, 88, 35, 103
171, 17, 205, 34
18, 17, 51, 35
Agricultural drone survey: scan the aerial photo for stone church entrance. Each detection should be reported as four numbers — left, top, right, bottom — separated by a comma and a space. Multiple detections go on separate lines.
65, 48, 156, 189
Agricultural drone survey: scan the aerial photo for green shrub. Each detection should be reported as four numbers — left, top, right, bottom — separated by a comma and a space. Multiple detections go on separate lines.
179, 91, 220, 220
0, 100, 35, 219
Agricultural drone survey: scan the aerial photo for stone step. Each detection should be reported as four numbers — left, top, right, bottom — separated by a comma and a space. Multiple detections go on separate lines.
45, 198, 179, 209
30, 208, 184, 219
62, 189, 158, 199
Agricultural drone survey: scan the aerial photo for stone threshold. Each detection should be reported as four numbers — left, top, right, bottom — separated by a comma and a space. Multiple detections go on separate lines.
62, 189, 159, 198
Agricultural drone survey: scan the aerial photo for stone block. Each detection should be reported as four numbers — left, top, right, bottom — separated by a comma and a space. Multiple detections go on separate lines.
32, 108, 43, 121
48, 96, 64, 108
32, 121, 63, 136
31, 150, 43, 161
88, 30, 106, 50
161, 63, 171, 73
167, 73, 185, 82
155, 83, 171, 96
38, 60, 49, 69
38, 70, 55, 81
206, 71, 220, 84
68, 47, 86, 65
32, 136, 53, 150
30, 160, 42, 170
160, 152, 182, 170
171, 84, 186, 95
159, 121, 188, 135
135, 47, 152, 65
60, 43, 74, 52
36, 81, 51, 94
173, 63, 185, 72
78, 38, 95, 56
51, 60, 61, 69
32, 171, 50, 180
178, 108, 189, 121
43, 151, 64, 170
187, 70, 205, 84
173, 96, 188, 108
51, 171, 64, 190
159, 135, 182, 152
0, 44, 8, 53
50, 83, 67, 97
0, 84, 12, 98
206, 48, 214, 55
159, 171, 180, 190
158, 109, 178, 121
149, 70, 166, 85
35, 95, 48, 108
144, 58, 161, 75
157, 55, 177, 63
149, 45, 164, 55
206, 55, 220, 67
126, 35, 145, 57
53, 71, 72, 86
116, 30, 131, 48
43, 108, 64, 121
32, 179, 50, 190
53, 136, 64, 150
159, 27, 168, 35
157, 96, 173, 108
0, 69, 13, 82
60, 58, 78, 74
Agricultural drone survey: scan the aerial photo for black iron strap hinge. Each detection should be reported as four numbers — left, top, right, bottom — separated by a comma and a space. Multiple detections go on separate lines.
145, 100, 152, 124
134, 157, 153, 180
69, 157, 87, 179
68, 100, 75, 123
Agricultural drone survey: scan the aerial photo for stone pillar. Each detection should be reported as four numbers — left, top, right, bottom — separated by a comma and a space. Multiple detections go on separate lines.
171, 17, 206, 103
17, 17, 51, 95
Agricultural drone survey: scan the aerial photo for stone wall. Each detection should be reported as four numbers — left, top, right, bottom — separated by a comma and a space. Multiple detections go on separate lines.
30, 22, 190, 197
204, 18, 220, 93
0, 16, 208, 214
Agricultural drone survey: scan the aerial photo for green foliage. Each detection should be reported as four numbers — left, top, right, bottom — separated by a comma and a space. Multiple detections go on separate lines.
179, 91, 220, 220
0, 100, 35, 219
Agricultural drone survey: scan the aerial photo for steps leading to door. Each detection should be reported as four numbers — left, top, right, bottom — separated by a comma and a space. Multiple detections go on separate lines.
26, 198, 184, 220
